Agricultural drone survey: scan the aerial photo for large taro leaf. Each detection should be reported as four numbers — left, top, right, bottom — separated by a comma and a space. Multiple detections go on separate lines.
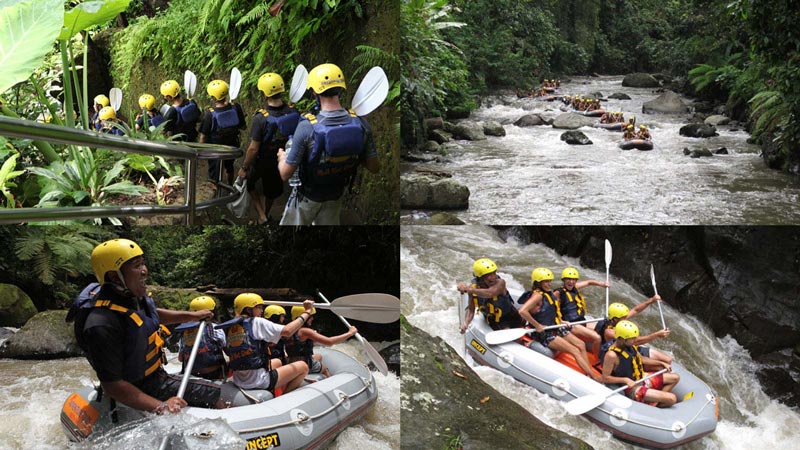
0, 0, 64, 95
58, 0, 130, 41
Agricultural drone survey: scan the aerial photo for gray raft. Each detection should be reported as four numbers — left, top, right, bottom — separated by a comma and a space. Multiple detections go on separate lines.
61, 347, 377, 449
461, 294, 718, 449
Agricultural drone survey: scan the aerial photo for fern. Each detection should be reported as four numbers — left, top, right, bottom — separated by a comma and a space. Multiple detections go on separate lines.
238, 1, 271, 26
353, 45, 400, 79
749, 90, 788, 138
14, 227, 100, 285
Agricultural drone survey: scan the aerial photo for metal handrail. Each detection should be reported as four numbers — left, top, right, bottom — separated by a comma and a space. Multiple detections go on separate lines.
0, 116, 243, 225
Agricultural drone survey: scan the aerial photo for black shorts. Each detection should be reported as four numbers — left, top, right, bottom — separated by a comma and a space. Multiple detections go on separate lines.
135, 367, 221, 408
265, 368, 279, 392
246, 155, 283, 199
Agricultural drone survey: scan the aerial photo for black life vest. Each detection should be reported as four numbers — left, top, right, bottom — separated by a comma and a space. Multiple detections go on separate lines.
531, 289, 562, 326
555, 286, 587, 322
255, 107, 300, 155
176, 322, 226, 375
284, 331, 315, 366
469, 277, 517, 325
222, 317, 270, 371
607, 344, 645, 381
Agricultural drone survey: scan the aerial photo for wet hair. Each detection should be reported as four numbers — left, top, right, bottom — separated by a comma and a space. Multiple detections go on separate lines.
320, 87, 343, 98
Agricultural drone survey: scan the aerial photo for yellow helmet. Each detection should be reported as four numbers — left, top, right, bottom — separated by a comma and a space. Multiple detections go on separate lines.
614, 320, 639, 340
94, 94, 109, 107
138, 93, 155, 110
531, 267, 555, 283
98, 106, 116, 121
189, 296, 216, 311
160, 80, 180, 98
473, 258, 498, 278
207, 80, 229, 101
291, 305, 316, 321
639, 125, 646, 129
234, 293, 264, 315
91, 239, 143, 283
264, 305, 286, 319
608, 302, 630, 320
627, 124, 634, 129
561, 267, 580, 279
307, 63, 346, 94
257, 73, 285, 97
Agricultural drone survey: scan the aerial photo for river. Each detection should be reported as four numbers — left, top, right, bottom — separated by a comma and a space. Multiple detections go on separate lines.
401, 75, 800, 225
0, 341, 399, 450
400, 225, 800, 449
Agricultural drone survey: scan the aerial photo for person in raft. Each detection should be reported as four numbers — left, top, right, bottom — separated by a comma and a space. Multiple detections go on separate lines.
284, 306, 358, 377
457, 258, 524, 333
554, 267, 608, 357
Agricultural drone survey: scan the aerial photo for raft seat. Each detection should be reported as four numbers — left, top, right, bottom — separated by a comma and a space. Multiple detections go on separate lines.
219, 381, 275, 407
554, 351, 602, 378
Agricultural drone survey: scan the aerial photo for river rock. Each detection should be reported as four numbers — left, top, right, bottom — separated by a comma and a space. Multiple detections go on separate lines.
514, 114, 547, 127
401, 171, 470, 210
680, 123, 718, 138
430, 212, 465, 225
622, 72, 660, 88
642, 91, 690, 114
588, 91, 603, 99
692, 101, 716, 113
560, 130, 592, 145
428, 128, 452, 145
714, 147, 729, 155
420, 140, 440, 153
0, 283, 38, 327
608, 92, 631, 100
402, 153, 446, 164
0, 310, 80, 359
482, 120, 506, 137
552, 113, 597, 130
687, 148, 713, 158
451, 121, 487, 141
0, 327, 15, 343
424, 117, 444, 131
379, 342, 400, 375
704, 115, 730, 126
505, 227, 800, 408
401, 319, 593, 450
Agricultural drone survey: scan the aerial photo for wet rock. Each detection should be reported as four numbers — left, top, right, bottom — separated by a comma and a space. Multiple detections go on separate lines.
642, 91, 690, 114
760, 131, 784, 170
552, 113, 597, 130
0, 283, 38, 327
482, 120, 506, 137
428, 128, 452, 145
421, 140, 440, 153
714, 147, 729, 155
588, 91, 603, 99
560, 130, 592, 145
401, 319, 593, 450
608, 92, 631, 100
513, 114, 547, 127
378, 342, 400, 375
402, 153, 445, 164
0, 310, 80, 359
691, 101, 716, 113
424, 117, 444, 131
680, 123, 719, 138
451, 121, 487, 141
401, 171, 469, 210
0, 327, 15, 343
689, 148, 713, 158
705, 115, 730, 126
622, 72, 660, 88
430, 212, 465, 225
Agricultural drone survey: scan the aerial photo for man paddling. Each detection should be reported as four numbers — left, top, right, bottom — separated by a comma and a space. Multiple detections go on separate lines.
457, 258, 522, 333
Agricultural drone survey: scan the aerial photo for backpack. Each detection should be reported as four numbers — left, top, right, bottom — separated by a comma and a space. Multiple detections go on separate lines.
65, 282, 102, 353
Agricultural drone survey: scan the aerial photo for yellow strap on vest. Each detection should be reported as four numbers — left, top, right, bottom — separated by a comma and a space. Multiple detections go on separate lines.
257, 108, 268, 117
347, 108, 357, 118
93, 300, 143, 327
304, 112, 317, 124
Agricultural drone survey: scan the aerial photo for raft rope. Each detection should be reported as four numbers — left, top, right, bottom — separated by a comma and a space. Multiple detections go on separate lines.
473, 336, 714, 432
236, 376, 373, 434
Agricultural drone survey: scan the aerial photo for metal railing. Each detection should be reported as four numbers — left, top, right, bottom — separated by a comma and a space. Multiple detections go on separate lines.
0, 116, 242, 225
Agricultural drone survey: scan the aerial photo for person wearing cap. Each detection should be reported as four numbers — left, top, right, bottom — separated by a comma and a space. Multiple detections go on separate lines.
457, 258, 523, 333
69, 239, 226, 415
225, 293, 314, 394
90, 94, 109, 131
177, 296, 227, 380
284, 306, 357, 377
200, 79, 246, 186
97, 106, 124, 136
277, 63, 380, 225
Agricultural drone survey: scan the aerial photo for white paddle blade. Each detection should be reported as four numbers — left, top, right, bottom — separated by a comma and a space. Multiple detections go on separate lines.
188, 71, 197, 97
485, 327, 528, 345
359, 335, 388, 375
458, 294, 467, 330
289, 64, 308, 103
605, 239, 612, 266
183, 70, 191, 94
329, 305, 398, 324
109, 88, 122, 111
351, 66, 389, 116
565, 393, 607, 416
650, 264, 659, 296
333, 293, 399, 309
229, 67, 242, 100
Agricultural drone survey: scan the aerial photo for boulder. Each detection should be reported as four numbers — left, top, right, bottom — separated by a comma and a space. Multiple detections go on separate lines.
423, 117, 444, 131
685, 148, 713, 158
551, 113, 597, 130
0, 310, 80, 359
560, 130, 592, 145
451, 121, 487, 141
378, 342, 400, 375
642, 91, 690, 114
402, 153, 446, 164
588, 91, 603, 99
622, 72, 660, 88
680, 123, 719, 138
513, 114, 547, 127
0, 283, 38, 327
714, 147, 729, 155
430, 212, 465, 225
608, 92, 631, 100
482, 120, 506, 137
401, 171, 470, 210
0, 327, 15, 343
704, 115, 730, 126
421, 140, 441, 153
692, 101, 716, 113
428, 128, 452, 145
401, 319, 593, 450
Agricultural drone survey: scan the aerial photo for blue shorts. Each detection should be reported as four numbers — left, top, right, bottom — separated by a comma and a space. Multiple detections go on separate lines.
532, 327, 570, 347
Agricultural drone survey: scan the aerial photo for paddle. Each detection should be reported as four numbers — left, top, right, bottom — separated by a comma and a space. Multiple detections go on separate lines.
229, 67, 242, 101
351, 66, 389, 116
605, 239, 612, 318
263, 293, 399, 324
317, 290, 389, 376
157, 319, 207, 450
109, 88, 122, 112
289, 64, 308, 103
485, 318, 603, 345
565, 368, 668, 416
458, 293, 467, 355
651, 264, 667, 330
184, 70, 197, 98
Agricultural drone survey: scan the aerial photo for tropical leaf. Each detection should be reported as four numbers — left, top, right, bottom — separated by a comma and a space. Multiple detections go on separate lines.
58, 0, 131, 41
0, 0, 64, 94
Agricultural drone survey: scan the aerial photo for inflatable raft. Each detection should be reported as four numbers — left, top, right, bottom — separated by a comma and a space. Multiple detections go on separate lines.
462, 295, 718, 449
577, 109, 605, 117
60, 348, 377, 449
619, 139, 654, 150
593, 121, 624, 131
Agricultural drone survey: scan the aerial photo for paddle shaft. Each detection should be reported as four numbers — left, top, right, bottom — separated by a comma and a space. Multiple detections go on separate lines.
608, 368, 668, 397
605, 239, 612, 319
484, 318, 604, 345
651, 264, 667, 329
565, 368, 669, 415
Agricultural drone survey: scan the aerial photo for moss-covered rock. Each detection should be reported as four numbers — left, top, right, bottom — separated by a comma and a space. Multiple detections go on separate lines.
0, 310, 80, 359
0, 283, 38, 327
148, 285, 207, 312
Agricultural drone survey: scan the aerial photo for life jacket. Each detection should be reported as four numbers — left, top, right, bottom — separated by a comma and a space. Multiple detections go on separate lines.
255, 107, 300, 154
284, 331, 315, 366
607, 344, 645, 381
299, 110, 365, 202
91, 112, 102, 131
177, 323, 226, 375
173, 99, 201, 125
100, 125, 124, 136
136, 111, 165, 129
555, 287, 586, 322
596, 318, 615, 351
222, 317, 270, 371
209, 105, 242, 143
66, 283, 167, 382
272, 338, 287, 365
469, 277, 517, 325
531, 289, 562, 326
